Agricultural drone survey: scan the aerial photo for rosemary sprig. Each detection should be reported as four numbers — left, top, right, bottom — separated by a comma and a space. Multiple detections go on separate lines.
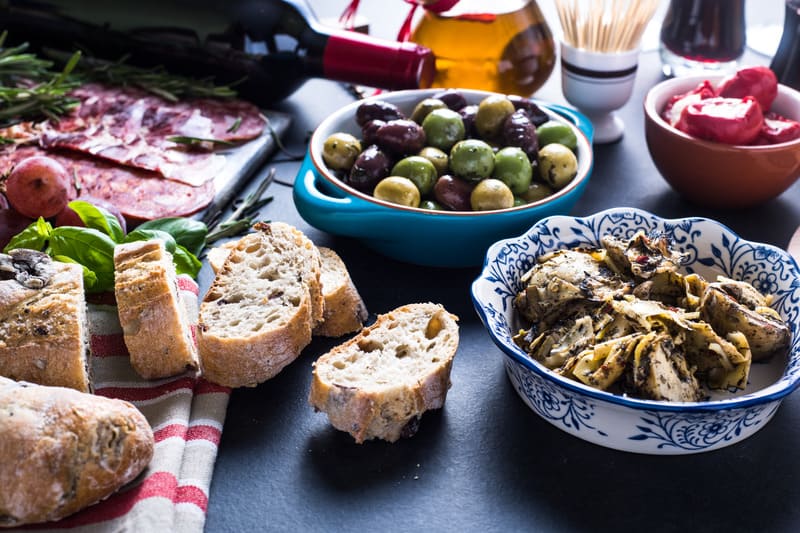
0, 32, 56, 82
205, 167, 275, 245
0, 47, 81, 126
0, 34, 240, 126
167, 135, 235, 147
50, 51, 239, 102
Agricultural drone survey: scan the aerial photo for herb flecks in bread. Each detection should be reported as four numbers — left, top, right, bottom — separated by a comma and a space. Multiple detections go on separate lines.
198, 221, 323, 388
0, 376, 154, 527
310, 302, 459, 443
114, 240, 200, 380
0, 249, 91, 392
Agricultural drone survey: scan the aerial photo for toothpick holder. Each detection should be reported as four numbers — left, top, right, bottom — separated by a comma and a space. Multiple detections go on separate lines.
560, 42, 640, 144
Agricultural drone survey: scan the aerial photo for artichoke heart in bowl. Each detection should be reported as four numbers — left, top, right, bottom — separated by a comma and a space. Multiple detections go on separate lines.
471, 207, 800, 454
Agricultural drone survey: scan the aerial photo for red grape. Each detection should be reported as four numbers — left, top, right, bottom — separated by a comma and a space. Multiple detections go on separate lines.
0, 208, 35, 250
5, 156, 73, 219
0, 193, 8, 210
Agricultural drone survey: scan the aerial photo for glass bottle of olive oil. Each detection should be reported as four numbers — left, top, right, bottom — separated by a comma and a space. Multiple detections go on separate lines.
409, 0, 555, 96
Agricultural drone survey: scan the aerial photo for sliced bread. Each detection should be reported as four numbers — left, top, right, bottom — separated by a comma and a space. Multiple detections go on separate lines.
208, 241, 367, 337
198, 221, 323, 387
309, 302, 459, 443
0, 249, 91, 392
313, 247, 368, 337
114, 239, 200, 379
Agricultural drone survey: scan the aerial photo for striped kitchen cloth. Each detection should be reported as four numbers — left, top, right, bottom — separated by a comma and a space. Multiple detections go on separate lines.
21, 276, 230, 533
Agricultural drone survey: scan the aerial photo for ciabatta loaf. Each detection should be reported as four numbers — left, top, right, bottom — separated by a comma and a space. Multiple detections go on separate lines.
0, 249, 91, 392
0, 376, 154, 527
198, 222, 323, 387
309, 302, 459, 443
114, 239, 200, 379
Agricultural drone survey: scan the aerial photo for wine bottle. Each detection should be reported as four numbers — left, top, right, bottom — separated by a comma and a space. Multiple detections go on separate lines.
0, 0, 436, 104
770, 0, 800, 91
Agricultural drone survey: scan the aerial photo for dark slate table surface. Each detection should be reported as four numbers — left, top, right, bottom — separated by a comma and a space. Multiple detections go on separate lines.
204, 3, 800, 531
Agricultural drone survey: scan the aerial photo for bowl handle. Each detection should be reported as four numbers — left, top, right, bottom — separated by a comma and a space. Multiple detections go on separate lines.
543, 103, 595, 145
293, 153, 384, 237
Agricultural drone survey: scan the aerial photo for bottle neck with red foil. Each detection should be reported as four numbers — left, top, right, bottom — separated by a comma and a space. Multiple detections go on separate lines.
320, 29, 436, 90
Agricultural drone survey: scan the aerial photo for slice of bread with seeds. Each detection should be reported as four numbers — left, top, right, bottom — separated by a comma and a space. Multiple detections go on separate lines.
309, 302, 459, 443
198, 221, 323, 387
0, 249, 91, 392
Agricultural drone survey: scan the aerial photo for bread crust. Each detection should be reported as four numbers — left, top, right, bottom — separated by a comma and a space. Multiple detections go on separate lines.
114, 240, 199, 379
313, 247, 368, 337
309, 302, 459, 443
198, 222, 322, 388
0, 253, 91, 392
0, 376, 154, 527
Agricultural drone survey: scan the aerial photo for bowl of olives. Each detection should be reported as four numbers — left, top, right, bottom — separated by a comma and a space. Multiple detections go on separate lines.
293, 88, 594, 267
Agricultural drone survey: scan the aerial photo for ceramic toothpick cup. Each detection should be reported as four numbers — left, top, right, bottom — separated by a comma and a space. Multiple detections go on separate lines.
560, 42, 640, 144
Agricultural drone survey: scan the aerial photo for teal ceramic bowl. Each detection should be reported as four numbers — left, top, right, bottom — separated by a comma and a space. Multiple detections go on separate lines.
293, 89, 594, 268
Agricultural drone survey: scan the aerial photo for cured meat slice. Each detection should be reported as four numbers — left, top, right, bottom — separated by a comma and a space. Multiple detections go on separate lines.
39, 84, 264, 186
0, 146, 214, 222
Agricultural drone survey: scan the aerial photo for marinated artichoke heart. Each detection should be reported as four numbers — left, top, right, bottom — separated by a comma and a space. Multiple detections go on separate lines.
512, 231, 789, 402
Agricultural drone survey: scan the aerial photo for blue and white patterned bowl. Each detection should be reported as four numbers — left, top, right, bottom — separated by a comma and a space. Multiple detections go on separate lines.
471, 207, 800, 454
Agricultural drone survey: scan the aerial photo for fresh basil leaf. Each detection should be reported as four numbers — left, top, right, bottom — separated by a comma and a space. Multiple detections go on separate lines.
124, 229, 177, 253
3, 217, 52, 253
52, 254, 98, 290
68, 200, 125, 242
172, 244, 202, 279
49, 227, 116, 292
136, 217, 208, 256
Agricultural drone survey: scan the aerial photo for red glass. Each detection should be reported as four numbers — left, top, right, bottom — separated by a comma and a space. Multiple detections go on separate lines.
659, 0, 745, 76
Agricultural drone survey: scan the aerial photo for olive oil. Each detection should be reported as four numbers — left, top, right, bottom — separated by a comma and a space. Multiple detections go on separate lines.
410, 0, 555, 96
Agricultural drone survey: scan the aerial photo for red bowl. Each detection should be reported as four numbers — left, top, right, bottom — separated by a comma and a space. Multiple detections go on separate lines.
644, 75, 800, 209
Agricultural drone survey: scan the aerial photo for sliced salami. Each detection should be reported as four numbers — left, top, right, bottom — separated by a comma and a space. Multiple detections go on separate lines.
40, 83, 264, 186
0, 145, 214, 222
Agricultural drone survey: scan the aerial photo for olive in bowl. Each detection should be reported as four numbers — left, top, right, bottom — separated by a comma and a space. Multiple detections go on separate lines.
644, 73, 800, 209
293, 88, 594, 268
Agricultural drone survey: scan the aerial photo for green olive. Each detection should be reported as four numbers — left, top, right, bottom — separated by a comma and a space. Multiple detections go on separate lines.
520, 180, 555, 202
322, 132, 362, 171
422, 108, 465, 152
492, 146, 532, 195
373, 176, 421, 207
475, 95, 515, 140
390, 156, 438, 196
470, 178, 514, 211
536, 120, 578, 152
419, 199, 445, 211
410, 97, 447, 124
538, 143, 578, 190
417, 146, 449, 176
449, 139, 495, 182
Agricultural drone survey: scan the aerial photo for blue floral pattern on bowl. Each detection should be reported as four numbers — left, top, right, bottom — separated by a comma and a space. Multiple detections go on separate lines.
471, 208, 800, 454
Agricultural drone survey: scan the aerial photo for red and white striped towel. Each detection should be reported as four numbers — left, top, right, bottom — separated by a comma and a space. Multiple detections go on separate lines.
20, 276, 229, 532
